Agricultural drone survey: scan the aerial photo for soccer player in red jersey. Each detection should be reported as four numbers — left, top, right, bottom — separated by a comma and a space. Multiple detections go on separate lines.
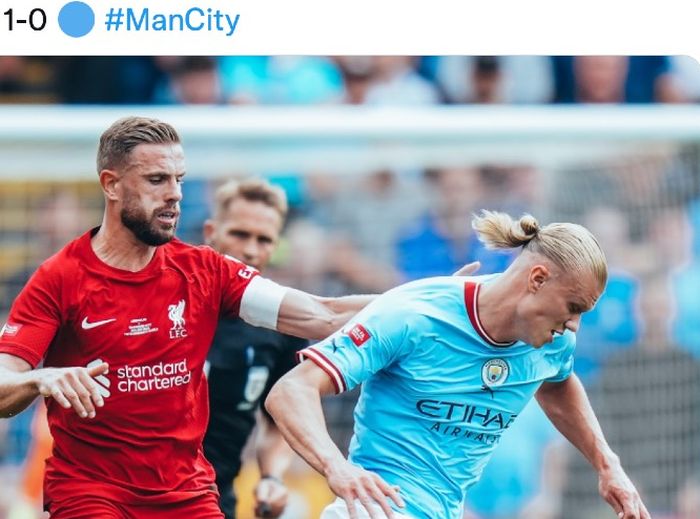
0, 116, 380, 518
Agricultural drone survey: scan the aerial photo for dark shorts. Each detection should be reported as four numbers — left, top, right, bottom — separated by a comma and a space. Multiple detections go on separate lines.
48, 493, 224, 519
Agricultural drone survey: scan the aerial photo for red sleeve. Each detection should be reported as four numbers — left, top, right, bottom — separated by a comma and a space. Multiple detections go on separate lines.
216, 253, 259, 318
0, 264, 61, 367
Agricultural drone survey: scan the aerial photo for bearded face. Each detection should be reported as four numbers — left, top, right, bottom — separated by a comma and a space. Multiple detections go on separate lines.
120, 192, 179, 246
114, 143, 185, 247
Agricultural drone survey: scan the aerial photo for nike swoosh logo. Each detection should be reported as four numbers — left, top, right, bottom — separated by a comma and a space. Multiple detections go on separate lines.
81, 317, 116, 330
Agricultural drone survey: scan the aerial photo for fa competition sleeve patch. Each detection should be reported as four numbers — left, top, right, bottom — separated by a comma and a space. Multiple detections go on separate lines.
298, 303, 411, 393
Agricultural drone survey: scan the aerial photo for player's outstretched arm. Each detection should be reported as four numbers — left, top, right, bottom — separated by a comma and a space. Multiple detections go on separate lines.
273, 261, 481, 340
0, 353, 109, 419
265, 361, 405, 519
275, 289, 375, 340
536, 375, 651, 519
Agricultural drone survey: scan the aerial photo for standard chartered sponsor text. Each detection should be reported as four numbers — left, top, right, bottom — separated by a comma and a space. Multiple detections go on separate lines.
105, 7, 240, 37
117, 359, 192, 392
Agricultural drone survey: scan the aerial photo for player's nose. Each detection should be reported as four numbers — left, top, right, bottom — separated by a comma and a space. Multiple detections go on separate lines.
165, 177, 183, 202
565, 314, 581, 333
242, 239, 259, 262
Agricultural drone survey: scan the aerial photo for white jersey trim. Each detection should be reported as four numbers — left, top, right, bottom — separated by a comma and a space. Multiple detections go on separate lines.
297, 346, 347, 394
239, 276, 288, 330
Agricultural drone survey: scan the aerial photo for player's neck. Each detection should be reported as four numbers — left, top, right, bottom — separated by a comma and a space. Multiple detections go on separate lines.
92, 218, 157, 272
477, 278, 519, 345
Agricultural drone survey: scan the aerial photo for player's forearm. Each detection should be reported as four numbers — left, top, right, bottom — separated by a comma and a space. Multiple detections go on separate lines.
536, 374, 620, 473
276, 290, 376, 340
256, 419, 295, 479
319, 294, 376, 335
265, 377, 346, 477
0, 367, 40, 418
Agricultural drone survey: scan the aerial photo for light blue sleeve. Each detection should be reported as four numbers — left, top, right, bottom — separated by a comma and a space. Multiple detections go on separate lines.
297, 299, 412, 393
545, 331, 577, 382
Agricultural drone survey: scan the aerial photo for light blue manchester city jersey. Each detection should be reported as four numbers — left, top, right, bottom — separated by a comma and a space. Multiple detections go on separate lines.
299, 274, 575, 519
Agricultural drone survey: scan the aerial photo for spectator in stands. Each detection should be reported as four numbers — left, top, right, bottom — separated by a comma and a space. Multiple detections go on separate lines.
647, 207, 694, 273
469, 57, 503, 104
672, 200, 700, 357
478, 165, 542, 216
364, 56, 440, 105
275, 169, 420, 294
219, 56, 343, 104
0, 57, 54, 103
575, 206, 640, 383
318, 170, 425, 292
396, 167, 514, 279
552, 56, 685, 103
55, 57, 165, 104
334, 57, 375, 105
434, 56, 553, 104
669, 56, 700, 102
570, 56, 628, 103
168, 57, 225, 105
265, 216, 337, 296
0, 57, 26, 94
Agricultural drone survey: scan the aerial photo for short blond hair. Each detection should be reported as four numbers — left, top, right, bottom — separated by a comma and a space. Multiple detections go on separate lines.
213, 178, 288, 222
472, 210, 608, 289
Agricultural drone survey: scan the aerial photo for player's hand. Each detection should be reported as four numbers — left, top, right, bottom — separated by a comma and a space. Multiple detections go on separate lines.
33, 362, 109, 419
453, 261, 481, 277
598, 463, 651, 519
325, 459, 404, 519
254, 476, 288, 518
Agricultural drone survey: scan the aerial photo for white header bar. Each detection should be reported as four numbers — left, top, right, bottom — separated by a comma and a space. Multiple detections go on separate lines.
0, 0, 698, 56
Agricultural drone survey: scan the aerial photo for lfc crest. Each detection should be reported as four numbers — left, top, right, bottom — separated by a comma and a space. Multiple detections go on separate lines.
168, 299, 188, 339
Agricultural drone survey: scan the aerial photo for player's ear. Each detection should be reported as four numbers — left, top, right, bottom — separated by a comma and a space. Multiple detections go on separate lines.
203, 219, 216, 246
527, 264, 550, 293
99, 169, 120, 201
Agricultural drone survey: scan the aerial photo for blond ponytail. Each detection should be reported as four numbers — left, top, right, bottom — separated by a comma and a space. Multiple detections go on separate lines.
472, 210, 608, 288
472, 210, 540, 250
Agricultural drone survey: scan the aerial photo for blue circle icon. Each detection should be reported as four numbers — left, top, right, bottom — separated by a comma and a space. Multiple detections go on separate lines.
58, 1, 95, 38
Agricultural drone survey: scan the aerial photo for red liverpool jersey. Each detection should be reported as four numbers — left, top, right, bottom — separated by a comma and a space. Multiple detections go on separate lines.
0, 229, 259, 505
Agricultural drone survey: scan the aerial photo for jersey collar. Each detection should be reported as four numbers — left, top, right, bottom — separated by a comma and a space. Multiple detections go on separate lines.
464, 281, 516, 348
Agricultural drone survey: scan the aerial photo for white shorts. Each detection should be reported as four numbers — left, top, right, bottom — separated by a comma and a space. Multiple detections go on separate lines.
320, 497, 414, 519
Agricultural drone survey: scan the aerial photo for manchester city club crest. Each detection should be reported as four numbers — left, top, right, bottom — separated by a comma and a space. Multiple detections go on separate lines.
481, 358, 510, 388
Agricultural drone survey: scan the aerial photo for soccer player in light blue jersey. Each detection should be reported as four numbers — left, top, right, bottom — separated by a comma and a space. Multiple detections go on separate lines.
267, 211, 650, 519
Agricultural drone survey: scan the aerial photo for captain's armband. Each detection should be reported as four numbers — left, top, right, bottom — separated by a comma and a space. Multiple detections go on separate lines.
239, 277, 288, 329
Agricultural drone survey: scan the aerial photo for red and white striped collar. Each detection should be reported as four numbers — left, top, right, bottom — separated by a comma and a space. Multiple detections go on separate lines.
463, 281, 516, 348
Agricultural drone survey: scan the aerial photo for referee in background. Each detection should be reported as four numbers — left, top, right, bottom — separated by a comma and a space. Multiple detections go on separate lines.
203, 179, 306, 519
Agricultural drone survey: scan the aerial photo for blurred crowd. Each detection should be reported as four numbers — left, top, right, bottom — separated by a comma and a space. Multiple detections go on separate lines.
2, 55, 700, 106
1, 55, 700, 519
